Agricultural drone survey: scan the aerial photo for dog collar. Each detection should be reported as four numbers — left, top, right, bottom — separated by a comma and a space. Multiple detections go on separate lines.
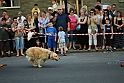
48, 51, 52, 59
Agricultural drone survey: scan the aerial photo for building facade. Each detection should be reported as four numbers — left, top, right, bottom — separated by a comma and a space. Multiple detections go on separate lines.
0, 0, 124, 18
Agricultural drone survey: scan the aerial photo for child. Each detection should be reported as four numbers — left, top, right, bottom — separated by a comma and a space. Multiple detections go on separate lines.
58, 26, 67, 56
104, 18, 113, 52
52, 0, 58, 12
35, 39, 42, 47
46, 21, 57, 52
31, 4, 40, 18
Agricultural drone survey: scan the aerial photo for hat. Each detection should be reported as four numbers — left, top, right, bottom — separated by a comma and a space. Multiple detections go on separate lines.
48, 7, 53, 10
58, 6, 63, 10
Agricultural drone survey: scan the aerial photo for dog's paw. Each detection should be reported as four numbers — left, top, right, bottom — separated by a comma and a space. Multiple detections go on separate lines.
38, 65, 42, 68
43, 62, 46, 64
33, 65, 37, 67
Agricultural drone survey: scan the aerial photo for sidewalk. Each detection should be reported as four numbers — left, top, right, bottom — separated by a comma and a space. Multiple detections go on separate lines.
67, 48, 124, 53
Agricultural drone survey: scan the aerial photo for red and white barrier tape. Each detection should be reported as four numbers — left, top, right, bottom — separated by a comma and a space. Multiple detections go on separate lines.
67, 33, 124, 36
0, 32, 124, 41
2, 28, 124, 35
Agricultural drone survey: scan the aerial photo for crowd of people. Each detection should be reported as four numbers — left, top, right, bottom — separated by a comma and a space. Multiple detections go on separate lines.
0, 0, 124, 58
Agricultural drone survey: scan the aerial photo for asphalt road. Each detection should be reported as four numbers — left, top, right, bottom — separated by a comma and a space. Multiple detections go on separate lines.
0, 51, 124, 83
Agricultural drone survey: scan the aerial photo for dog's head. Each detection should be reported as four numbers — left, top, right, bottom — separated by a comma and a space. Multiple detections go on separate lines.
50, 52, 60, 61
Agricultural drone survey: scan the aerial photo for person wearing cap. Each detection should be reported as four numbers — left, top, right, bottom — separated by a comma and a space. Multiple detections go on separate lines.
17, 11, 26, 23
55, 6, 70, 51
47, 7, 57, 27
48, 7, 53, 10
55, 7, 70, 31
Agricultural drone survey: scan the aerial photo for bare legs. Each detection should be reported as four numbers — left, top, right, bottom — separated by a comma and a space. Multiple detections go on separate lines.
69, 42, 76, 50
48, 48, 56, 53
16, 49, 24, 57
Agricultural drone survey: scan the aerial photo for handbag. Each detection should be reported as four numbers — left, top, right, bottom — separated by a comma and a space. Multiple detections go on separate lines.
76, 24, 81, 31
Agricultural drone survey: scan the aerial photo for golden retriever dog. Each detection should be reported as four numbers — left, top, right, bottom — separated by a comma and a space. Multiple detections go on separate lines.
26, 47, 60, 68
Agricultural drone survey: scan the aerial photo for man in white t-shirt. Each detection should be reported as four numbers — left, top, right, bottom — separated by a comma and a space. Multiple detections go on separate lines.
17, 11, 26, 23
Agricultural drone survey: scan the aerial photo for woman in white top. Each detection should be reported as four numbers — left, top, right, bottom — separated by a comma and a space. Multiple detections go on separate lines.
25, 14, 36, 48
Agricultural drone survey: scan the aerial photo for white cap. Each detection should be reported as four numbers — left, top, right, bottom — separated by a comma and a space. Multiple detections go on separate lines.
48, 7, 53, 10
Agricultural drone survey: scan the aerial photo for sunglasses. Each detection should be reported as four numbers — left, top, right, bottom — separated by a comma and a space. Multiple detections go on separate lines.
90, 12, 94, 13
48, 9, 52, 11
58, 9, 62, 10
104, 11, 108, 13
70, 12, 74, 13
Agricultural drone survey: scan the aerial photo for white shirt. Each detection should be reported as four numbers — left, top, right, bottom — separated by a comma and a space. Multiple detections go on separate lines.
17, 16, 26, 23
58, 31, 65, 43
18, 22, 24, 29
96, 14, 102, 25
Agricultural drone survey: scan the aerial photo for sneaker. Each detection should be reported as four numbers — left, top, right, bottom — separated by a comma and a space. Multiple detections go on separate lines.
109, 49, 113, 53
63, 53, 67, 56
113, 47, 116, 50
0, 55, 4, 58
106, 49, 109, 52
122, 47, 124, 50
11, 51, 13, 54
102, 45, 105, 49
66, 47, 68, 51
59, 54, 63, 56
56, 48, 59, 52
7, 54, 11, 57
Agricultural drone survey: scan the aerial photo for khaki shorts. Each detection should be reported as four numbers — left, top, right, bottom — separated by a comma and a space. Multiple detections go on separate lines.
59, 42, 66, 49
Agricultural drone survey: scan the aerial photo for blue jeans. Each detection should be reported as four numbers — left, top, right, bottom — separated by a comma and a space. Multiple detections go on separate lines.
69, 30, 76, 42
14, 36, 24, 50
65, 32, 69, 44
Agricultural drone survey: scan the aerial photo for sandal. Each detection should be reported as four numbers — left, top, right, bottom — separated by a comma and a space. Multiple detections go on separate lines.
73, 47, 76, 50
68, 47, 72, 50
21, 54, 25, 56
88, 48, 91, 51
78, 48, 82, 50
16, 55, 19, 57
